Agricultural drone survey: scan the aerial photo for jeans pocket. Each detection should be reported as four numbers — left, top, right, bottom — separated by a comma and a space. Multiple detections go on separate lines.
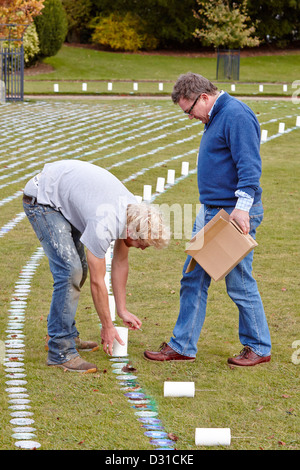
23, 202, 45, 242
249, 213, 263, 238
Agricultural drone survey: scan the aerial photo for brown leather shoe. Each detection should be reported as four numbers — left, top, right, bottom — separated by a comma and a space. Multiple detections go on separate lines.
45, 335, 99, 352
144, 342, 195, 362
228, 346, 271, 367
48, 355, 98, 373
74, 337, 99, 352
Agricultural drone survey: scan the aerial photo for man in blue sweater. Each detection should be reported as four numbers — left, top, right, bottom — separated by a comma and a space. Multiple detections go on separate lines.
144, 72, 271, 367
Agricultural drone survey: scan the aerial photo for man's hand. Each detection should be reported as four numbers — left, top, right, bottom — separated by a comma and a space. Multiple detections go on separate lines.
229, 208, 250, 234
101, 325, 124, 356
118, 309, 142, 330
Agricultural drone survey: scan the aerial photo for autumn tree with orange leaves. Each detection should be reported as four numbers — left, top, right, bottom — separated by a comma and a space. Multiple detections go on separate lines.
0, 0, 44, 39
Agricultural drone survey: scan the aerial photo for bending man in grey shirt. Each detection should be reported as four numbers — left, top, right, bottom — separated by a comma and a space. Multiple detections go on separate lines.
23, 160, 169, 373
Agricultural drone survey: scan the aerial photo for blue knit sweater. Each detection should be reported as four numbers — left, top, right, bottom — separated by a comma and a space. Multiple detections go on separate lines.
197, 92, 262, 206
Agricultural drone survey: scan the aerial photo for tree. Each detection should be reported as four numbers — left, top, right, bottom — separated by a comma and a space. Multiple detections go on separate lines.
246, 0, 300, 47
193, 0, 260, 49
90, 0, 200, 49
90, 12, 158, 52
62, 0, 93, 43
0, 0, 45, 39
34, 0, 67, 58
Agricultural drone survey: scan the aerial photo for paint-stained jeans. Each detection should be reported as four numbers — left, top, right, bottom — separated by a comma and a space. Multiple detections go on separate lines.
23, 199, 88, 364
168, 201, 271, 358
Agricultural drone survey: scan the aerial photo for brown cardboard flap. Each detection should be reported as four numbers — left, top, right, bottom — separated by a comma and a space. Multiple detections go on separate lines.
184, 209, 258, 281
186, 257, 197, 273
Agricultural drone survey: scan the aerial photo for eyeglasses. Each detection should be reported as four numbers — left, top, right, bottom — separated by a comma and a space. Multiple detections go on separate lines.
184, 94, 201, 115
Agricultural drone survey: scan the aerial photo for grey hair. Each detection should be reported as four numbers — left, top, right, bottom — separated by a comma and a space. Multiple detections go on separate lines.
171, 72, 218, 103
126, 203, 170, 249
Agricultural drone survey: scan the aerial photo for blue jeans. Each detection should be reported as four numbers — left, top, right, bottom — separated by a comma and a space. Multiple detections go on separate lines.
23, 198, 88, 364
169, 201, 271, 358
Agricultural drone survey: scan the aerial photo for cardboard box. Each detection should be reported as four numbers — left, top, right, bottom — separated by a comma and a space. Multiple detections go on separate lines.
185, 209, 258, 282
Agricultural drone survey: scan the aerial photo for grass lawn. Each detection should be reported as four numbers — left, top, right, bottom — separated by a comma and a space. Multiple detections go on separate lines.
0, 96, 299, 451
23, 45, 300, 97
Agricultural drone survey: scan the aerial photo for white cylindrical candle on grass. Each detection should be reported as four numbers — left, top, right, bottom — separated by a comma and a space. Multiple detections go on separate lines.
107, 82, 113, 91
159, 83, 164, 91
259, 84, 264, 92
143, 185, 152, 201
278, 122, 285, 133
133, 82, 138, 91
283, 84, 287, 92
54, 84, 59, 92
164, 381, 195, 397
112, 327, 128, 357
167, 169, 175, 185
195, 428, 231, 446
156, 177, 165, 193
231, 84, 235, 92
261, 129, 268, 142
296, 116, 300, 127
181, 162, 189, 176
82, 83, 87, 91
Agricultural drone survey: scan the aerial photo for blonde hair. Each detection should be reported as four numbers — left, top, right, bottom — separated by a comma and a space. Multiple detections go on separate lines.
126, 203, 170, 249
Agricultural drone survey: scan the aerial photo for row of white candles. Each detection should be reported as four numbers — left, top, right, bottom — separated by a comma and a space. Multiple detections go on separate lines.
52, 83, 290, 93
53, 82, 165, 92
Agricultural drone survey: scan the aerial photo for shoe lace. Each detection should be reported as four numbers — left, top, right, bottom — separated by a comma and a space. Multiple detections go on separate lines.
239, 346, 252, 357
158, 342, 168, 351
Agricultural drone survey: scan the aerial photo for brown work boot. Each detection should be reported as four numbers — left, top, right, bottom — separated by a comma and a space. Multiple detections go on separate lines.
75, 337, 99, 351
45, 335, 99, 352
48, 355, 98, 373
228, 346, 271, 367
144, 342, 195, 362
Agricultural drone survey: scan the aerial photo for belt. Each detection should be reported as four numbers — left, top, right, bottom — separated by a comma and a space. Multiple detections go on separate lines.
23, 194, 37, 204
206, 204, 222, 209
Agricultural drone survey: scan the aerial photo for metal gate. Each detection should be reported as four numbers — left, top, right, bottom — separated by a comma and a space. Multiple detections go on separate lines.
216, 49, 240, 81
0, 24, 27, 102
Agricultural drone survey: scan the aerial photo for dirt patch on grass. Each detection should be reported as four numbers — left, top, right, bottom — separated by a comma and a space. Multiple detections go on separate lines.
24, 62, 54, 76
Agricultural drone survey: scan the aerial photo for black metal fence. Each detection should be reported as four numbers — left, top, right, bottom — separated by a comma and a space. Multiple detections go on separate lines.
0, 24, 27, 102
216, 49, 240, 81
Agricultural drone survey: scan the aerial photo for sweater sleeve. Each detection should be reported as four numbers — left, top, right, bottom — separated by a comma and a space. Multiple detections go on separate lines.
225, 108, 262, 199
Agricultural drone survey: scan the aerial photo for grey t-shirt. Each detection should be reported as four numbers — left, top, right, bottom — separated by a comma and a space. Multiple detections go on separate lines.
24, 160, 137, 258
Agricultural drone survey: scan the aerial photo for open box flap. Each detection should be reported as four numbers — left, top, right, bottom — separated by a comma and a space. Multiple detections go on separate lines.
184, 209, 258, 277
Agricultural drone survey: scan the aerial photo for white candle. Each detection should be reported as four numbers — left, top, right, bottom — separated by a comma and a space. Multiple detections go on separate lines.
195, 428, 231, 446
167, 169, 175, 185
143, 185, 152, 201
261, 129, 268, 142
181, 162, 189, 176
112, 327, 128, 357
164, 381, 195, 397
156, 177, 165, 193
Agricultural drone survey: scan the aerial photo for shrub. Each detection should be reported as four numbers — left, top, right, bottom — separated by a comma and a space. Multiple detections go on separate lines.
34, 0, 68, 58
23, 23, 40, 65
62, 0, 93, 43
90, 12, 158, 52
